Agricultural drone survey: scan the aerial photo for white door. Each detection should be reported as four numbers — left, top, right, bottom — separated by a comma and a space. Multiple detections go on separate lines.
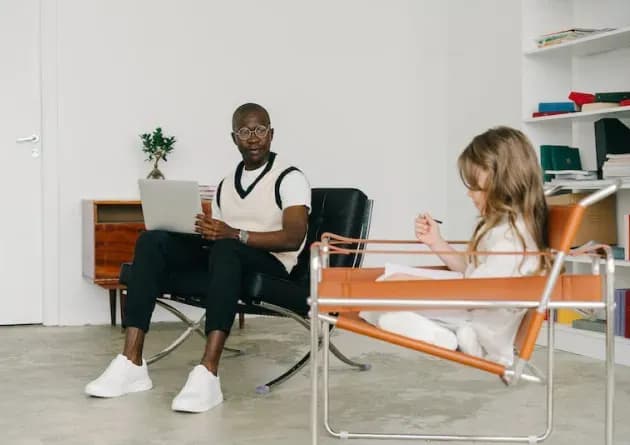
0, 0, 43, 324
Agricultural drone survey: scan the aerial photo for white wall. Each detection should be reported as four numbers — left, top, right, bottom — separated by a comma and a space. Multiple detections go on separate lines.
40, 0, 521, 325
445, 0, 523, 240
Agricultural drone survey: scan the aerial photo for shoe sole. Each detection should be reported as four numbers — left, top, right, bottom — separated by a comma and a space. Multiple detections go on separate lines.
85, 379, 153, 398
171, 396, 223, 413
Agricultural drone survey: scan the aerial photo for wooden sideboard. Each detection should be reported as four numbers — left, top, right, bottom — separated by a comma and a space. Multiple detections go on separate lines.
82, 199, 234, 328
82, 200, 145, 326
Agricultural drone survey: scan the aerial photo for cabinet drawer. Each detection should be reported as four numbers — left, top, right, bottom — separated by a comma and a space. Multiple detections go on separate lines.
94, 223, 145, 280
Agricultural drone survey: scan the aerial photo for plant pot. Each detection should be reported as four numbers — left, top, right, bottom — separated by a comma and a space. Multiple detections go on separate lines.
146, 167, 165, 180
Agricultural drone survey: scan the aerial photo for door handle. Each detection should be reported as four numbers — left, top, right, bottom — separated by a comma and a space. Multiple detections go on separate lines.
16, 134, 40, 143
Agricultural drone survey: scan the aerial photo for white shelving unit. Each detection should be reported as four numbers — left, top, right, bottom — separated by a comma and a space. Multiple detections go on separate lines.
522, 0, 630, 366
565, 255, 630, 267
537, 322, 630, 367
524, 25, 630, 57
524, 104, 630, 123
545, 178, 630, 190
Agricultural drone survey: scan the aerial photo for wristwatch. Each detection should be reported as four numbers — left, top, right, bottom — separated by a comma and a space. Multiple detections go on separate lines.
238, 229, 249, 244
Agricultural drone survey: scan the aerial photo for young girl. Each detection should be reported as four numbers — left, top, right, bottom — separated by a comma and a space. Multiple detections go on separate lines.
362, 126, 550, 366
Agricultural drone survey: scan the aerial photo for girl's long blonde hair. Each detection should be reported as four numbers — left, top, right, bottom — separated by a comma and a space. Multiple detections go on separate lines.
457, 126, 550, 273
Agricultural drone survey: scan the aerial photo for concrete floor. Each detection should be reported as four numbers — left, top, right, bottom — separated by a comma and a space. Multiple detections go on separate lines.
1, 317, 629, 445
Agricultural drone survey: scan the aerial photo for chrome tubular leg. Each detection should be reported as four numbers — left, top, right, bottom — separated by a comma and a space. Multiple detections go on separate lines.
254, 301, 310, 329
255, 351, 312, 395
153, 300, 242, 360
156, 299, 196, 324
329, 342, 371, 371
147, 326, 195, 365
540, 310, 555, 441
310, 246, 320, 445
255, 301, 371, 372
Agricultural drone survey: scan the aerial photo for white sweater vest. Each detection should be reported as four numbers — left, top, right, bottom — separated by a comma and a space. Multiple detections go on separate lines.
216, 152, 305, 272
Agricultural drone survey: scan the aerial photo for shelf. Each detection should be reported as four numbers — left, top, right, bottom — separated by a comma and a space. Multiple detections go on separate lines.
537, 322, 630, 366
524, 26, 630, 57
565, 256, 630, 268
544, 178, 630, 190
523, 105, 630, 123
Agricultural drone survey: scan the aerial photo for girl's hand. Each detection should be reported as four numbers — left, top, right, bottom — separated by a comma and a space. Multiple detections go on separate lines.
414, 213, 443, 249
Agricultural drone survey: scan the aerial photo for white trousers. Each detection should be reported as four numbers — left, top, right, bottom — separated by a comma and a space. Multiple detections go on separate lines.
359, 309, 523, 366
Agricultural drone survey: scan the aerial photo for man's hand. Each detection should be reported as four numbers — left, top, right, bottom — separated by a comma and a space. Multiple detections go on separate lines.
195, 214, 238, 241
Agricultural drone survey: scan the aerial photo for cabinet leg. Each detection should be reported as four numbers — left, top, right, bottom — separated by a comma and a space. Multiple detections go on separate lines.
238, 311, 245, 329
109, 289, 117, 326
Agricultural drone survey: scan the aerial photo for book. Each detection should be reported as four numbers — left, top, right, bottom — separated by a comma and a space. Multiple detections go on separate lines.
540, 145, 554, 182
626, 214, 630, 262
606, 153, 630, 160
539, 102, 576, 113
615, 289, 626, 336
626, 289, 630, 338
594, 118, 630, 178
534, 28, 615, 48
620, 290, 627, 337
550, 146, 581, 171
572, 318, 606, 333
582, 102, 620, 112
540, 145, 583, 181
558, 309, 582, 325
595, 91, 630, 103
532, 111, 573, 118
546, 170, 597, 181
568, 91, 595, 106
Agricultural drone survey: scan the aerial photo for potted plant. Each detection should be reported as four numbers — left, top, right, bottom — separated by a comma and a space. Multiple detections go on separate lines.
140, 127, 176, 179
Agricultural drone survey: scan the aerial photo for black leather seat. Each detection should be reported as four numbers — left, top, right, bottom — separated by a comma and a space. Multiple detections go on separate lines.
119, 187, 373, 392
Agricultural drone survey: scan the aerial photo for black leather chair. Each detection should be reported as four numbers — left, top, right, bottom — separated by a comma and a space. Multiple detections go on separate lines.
119, 187, 373, 393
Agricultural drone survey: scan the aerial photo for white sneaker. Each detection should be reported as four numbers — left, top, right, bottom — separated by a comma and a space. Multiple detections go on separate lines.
171, 365, 223, 413
85, 354, 153, 398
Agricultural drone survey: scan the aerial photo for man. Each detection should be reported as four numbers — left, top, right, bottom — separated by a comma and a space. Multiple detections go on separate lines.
85, 103, 311, 413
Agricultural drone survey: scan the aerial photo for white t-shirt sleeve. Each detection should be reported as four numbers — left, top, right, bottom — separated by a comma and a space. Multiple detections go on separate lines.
279, 170, 311, 212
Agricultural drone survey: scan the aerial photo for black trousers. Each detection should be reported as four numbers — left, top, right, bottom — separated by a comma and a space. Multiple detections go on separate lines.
124, 230, 289, 334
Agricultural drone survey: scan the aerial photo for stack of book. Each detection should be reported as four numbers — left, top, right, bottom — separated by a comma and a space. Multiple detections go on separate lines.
546, 170, 597, 181
571, 288, 629, 338
531, 91, 630, 119
602, 154, 630, 178
595, 118, 630, 178
539, 145, 592, 182
534, 28, 616, 48
532, 102, 576, 118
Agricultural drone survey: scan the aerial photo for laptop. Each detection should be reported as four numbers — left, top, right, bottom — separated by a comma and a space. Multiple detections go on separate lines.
138, 179, 202, 234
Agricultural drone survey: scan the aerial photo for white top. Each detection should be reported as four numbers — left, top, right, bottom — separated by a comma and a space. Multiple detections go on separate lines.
364, 215, 541, 366
211, 154, 311, 272
464, 215, 540, 366
464, 216, 539, 278
211, 162, 310, 220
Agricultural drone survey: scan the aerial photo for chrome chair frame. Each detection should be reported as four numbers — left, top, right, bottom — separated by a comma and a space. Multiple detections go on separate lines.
309, 183, 619, 444
136, 198, 375, 393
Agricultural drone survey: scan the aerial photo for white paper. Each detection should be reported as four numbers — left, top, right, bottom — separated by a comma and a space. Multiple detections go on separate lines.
376, 262, 463, 281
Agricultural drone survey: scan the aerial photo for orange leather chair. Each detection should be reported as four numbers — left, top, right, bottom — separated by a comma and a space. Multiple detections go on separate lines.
308, 182, 620, 445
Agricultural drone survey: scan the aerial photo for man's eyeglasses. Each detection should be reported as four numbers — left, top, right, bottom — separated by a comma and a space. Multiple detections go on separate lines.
234, 125, 270, 140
